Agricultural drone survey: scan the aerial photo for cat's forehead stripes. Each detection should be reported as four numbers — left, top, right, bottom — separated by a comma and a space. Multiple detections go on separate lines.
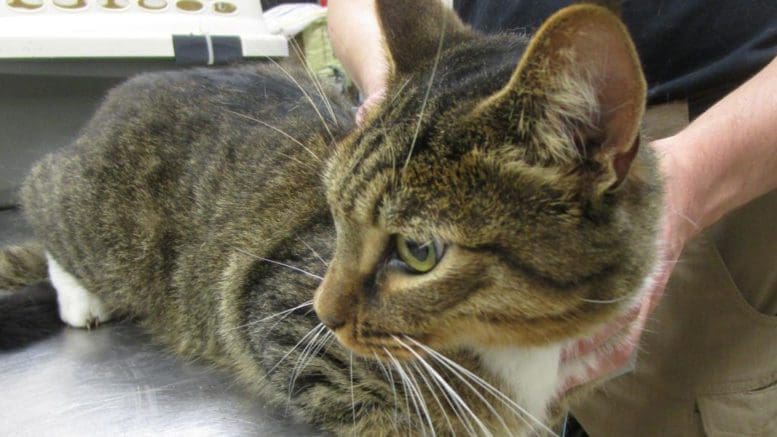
330, 84, 442, 219
328, 38, 529, 221
334, 133, 394, 216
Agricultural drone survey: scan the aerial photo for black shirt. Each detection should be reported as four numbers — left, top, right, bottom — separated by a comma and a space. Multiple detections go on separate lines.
455, 0, 777, 111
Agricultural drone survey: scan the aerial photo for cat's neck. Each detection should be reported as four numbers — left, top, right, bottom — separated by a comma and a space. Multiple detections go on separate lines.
474, 258, 666, 431
474, 344, 562, 429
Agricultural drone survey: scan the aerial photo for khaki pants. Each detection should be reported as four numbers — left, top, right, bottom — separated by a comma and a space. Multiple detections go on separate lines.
572, 102, 777, 436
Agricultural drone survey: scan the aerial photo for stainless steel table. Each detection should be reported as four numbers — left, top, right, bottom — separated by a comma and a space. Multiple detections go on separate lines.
0, 208, 320, 436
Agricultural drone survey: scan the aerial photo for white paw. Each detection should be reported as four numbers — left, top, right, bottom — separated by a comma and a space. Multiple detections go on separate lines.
47, 252, 111, 329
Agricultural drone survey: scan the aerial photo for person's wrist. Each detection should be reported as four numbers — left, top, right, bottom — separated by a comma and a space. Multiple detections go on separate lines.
328, 0, 388, 98
650, 135, 703, 253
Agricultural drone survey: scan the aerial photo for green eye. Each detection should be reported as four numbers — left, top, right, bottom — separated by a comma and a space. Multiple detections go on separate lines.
394, 235, 442, 273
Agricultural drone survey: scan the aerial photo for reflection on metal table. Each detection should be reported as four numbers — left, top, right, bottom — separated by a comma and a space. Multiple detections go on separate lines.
0, 208, 320, 436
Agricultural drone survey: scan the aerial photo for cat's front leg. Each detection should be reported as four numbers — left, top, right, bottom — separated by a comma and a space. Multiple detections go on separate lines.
46, 252, 111, 329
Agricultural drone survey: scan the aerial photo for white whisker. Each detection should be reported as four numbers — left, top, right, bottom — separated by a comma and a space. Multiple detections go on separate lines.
579, 295, 631, 304
264, 57, 337, 144
288, 324, 329, 400
289, 39, 339, 128
415, 357, 477, 436
350, 351, 357, 430
298, 327, 333, 376
394, 337, 493, 436
403, 11, 447, 170
261, 305, 316, 339
418, 343, 535, 433
388, 77, 413, 107
258, 300, 314, 324
263, 322, 324, 382
668, 208, 700, 231
407, 338, 558, 436
288, 329, 333, 402
234, 248, 323, 280
298, 238, 328, 267
405, 361, 437, 436
378, 119, 399, 189
409, 361, 455, 435
373, 352, 400, 427
275, 151, 318, 171
224, 109, 321, 162
223, 300, 314, 333
385, 348, 421, 433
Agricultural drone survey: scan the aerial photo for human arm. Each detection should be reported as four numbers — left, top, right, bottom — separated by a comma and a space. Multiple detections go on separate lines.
656, 57, 777, 247
327, 0, 387, 123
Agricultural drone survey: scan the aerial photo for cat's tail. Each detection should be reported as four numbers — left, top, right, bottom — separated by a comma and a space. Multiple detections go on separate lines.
0, 242, 48, 290
0, 242, 62, 351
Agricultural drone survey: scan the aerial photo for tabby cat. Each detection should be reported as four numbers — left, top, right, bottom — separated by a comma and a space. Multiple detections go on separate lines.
1, 1, 661, 435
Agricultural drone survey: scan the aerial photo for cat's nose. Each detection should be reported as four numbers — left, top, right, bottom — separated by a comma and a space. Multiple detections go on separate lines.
318, 314, 346, 331
314, 264, 360, 332
313, 281, 350, 331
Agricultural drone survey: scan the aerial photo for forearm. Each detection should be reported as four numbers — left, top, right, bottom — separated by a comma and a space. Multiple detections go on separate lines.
328, 0, 387, 97
652, 57, 777, 240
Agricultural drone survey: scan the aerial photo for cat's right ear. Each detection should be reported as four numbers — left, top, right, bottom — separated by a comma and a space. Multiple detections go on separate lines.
468, 4, 646, 195
374, 0, 473, 79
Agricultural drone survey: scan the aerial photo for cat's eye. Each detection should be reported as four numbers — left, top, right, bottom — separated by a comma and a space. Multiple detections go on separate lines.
393, 235, 443, 273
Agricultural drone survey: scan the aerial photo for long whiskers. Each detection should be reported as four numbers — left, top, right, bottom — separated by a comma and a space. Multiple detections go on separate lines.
234, 248, 323, 281
410, 361, 456, 435
415, 358, 478, 436
298, 238, 328, 267
388, 77, 413, 108
224, 109, 322, 163
224, 299, 314, 334
579, 295, 633, 305
288, 39, 340, 128
288, 325, 334, 401
405, 362, 438, 436
262, 322, 324, 383
385, 348, 434, 436
264, 56, 337, 144
393, 337, 495, 437
406, 337, 559, 436
372, 352, 400, 430
350, 351, 356, 431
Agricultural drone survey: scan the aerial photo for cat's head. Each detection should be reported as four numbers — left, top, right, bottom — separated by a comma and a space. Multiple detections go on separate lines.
316, 0, 661, 360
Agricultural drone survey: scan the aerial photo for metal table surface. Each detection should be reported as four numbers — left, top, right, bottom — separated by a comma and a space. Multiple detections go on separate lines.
0, 208, 320, 436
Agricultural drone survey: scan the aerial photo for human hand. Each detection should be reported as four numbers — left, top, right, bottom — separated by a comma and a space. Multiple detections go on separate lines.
559, 56, 777, 392
557, 135, 699, 393
355, 87, 386, 125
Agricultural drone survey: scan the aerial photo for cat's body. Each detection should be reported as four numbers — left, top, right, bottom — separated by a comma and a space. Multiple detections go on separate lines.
3, 2, 662, 435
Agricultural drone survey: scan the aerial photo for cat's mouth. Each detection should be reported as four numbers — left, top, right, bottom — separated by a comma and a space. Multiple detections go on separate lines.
332, 325, 430, 362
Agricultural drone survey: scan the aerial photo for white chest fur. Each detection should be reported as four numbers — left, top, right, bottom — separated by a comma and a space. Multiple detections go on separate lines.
475, 344, 562, 431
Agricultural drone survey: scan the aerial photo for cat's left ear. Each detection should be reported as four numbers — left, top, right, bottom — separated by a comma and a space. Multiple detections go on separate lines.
374, 0, 473, 79
469, 4, 646, 194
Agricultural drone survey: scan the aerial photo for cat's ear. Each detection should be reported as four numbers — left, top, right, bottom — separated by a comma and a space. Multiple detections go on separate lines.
470, 4, 646, 194
374, 0, 473, 78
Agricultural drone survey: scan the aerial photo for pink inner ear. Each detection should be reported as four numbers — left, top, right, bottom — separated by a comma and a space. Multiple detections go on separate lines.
567, 16, 645, 158
612, 137, 640, 188
547, 8, 645, 190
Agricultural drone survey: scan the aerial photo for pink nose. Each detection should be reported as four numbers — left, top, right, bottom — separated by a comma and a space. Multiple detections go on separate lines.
317, 313, 346, 331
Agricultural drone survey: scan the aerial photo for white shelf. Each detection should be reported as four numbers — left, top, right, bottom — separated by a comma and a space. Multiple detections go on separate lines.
0, 0, 288, 59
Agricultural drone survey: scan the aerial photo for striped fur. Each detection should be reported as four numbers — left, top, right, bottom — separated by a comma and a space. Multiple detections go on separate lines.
0, 243, 47, 290
8, 2, 661, 435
